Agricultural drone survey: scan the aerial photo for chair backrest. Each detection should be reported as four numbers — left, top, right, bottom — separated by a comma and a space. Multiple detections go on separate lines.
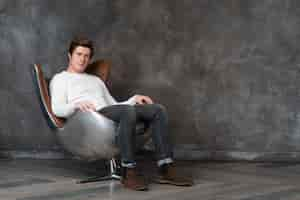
85, 59, 111, 84
33, 59, 112, 129
33, 64, 65, 129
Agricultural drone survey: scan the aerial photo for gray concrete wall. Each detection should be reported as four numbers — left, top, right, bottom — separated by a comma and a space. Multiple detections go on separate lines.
1, 0, 300, 160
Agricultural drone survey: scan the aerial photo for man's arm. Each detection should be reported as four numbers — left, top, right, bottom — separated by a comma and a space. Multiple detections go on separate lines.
50, 75, 76, 118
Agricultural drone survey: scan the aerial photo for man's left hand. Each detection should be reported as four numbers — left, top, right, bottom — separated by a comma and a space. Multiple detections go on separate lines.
134, 95, 154, 104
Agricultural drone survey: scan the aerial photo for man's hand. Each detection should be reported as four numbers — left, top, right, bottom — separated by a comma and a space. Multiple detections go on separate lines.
134, 95, 154, 105
74, 101, 97, 112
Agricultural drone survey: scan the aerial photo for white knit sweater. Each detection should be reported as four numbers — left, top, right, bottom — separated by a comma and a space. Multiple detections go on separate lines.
49, 71, 136, 118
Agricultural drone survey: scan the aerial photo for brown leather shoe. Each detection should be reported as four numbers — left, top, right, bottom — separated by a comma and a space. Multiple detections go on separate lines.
121, 168, 148, 191
155, 164, 194, 186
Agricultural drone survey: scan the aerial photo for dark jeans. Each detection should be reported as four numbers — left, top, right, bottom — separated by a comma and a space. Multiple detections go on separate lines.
99, 104, 173, 166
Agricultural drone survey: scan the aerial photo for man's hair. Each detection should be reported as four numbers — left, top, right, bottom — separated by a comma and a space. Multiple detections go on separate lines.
68, 36, 94, 58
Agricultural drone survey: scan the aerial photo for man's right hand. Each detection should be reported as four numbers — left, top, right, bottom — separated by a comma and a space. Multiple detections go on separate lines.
74, 101, 97, 112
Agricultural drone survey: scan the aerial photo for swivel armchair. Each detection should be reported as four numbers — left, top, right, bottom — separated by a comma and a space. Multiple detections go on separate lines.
32, 60, 150, 183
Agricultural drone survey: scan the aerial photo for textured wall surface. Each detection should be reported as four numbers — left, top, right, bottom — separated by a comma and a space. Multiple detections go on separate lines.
1, 0, 300, 160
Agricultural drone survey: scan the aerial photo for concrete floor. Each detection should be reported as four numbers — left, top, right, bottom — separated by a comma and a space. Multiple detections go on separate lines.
0, 158, 300, 200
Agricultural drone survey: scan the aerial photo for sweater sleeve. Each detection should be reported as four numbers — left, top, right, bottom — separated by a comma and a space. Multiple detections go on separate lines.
49, 74, 76, 118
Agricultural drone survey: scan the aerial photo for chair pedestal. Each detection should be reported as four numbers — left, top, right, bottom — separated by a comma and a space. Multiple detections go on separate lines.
77, 158, 121, 184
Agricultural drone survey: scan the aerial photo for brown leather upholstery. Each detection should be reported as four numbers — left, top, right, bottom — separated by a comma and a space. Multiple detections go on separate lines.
33, 64, 65, 128
85, 59, 111, 83
33, 60, 112, 129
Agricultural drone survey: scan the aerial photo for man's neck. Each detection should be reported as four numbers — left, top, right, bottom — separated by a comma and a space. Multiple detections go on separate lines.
66, 65, 82, 74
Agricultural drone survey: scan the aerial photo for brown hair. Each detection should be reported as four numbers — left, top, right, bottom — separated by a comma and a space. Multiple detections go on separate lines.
68, 36, 94, 58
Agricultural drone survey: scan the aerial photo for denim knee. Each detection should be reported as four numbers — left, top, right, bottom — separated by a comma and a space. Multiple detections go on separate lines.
120, 105, 136, 121
152, 104, 167, 117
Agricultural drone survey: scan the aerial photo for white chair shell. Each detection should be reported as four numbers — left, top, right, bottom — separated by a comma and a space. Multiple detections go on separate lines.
58, 111, 119, 161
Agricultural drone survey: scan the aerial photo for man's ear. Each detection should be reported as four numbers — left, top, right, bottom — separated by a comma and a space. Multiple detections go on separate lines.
68, 53, 71, 60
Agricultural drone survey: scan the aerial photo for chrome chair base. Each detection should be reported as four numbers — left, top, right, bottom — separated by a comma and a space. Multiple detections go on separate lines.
77, 158, 121, 184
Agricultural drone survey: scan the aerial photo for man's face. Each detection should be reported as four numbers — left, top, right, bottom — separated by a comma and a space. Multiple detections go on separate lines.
68, 46, 91, 73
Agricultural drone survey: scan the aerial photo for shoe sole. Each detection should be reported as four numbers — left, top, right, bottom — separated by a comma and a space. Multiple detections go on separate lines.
153, 178, 193, 186
125, 185, 149, 191
122, 181, 149, 191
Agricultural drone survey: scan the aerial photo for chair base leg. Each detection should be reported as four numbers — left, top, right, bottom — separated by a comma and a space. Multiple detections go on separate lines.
76, 173, 121, 184
77, 158, 121, 184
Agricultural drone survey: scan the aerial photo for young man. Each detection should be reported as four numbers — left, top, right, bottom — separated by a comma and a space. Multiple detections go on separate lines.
50, 36, 193, 191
